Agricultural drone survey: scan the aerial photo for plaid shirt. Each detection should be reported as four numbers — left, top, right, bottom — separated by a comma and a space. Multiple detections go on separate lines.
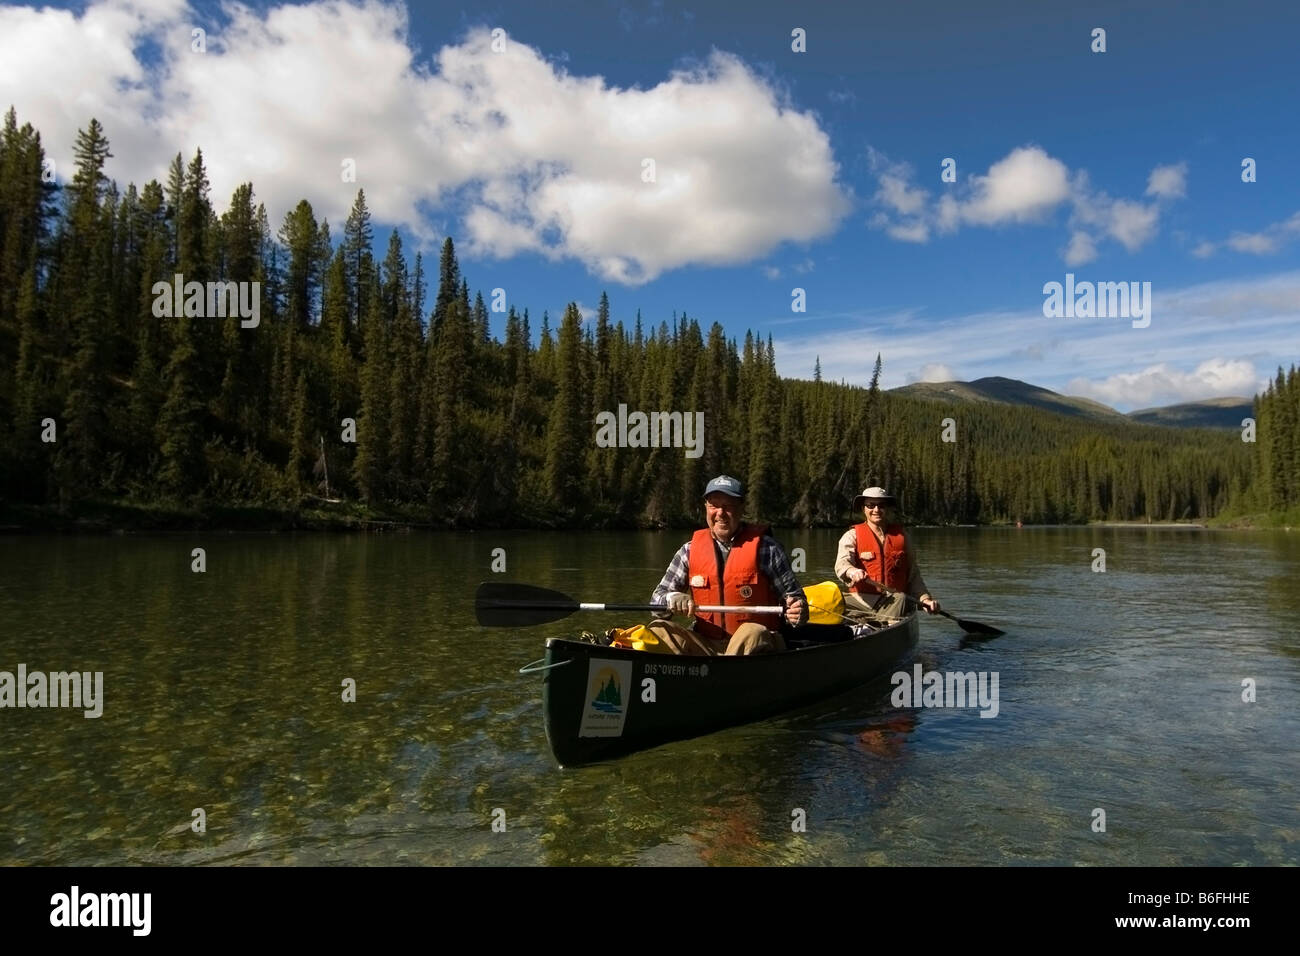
651, 526, 806, 615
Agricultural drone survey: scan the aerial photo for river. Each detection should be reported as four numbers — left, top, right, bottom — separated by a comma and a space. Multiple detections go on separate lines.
1, 527, 1296, 865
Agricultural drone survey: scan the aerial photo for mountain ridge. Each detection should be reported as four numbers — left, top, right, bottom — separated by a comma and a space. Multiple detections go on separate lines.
890, 376, 1251, 428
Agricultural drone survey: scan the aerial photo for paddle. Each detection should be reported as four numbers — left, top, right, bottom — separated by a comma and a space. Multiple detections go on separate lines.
856, 577, 1005, 636
475, 581, 786, 628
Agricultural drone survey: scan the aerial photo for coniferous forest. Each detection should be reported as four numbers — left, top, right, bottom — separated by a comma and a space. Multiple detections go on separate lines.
0, 112, 1293, 529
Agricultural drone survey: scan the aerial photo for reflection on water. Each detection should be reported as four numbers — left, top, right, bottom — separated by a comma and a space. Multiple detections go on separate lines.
1, 528, 1297, 865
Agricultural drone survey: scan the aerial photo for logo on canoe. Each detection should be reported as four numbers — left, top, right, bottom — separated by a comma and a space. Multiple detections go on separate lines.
580, 659, 634, 737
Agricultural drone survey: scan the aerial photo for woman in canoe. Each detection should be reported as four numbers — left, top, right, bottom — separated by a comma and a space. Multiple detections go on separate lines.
835, 486, 940, 619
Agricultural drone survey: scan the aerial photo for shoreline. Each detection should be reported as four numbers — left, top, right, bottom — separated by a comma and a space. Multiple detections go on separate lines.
1, 500, 1290, 535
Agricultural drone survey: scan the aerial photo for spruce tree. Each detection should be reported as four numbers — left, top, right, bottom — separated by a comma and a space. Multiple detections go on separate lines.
278, 200, 329, 330
342, 189, 374, 333
54, 120, 114, 500
285, 371, 311, 494
431, 236, 459, 335
353, 276, 389, 501
545, 303, 586, 511
429, 298, 469, 508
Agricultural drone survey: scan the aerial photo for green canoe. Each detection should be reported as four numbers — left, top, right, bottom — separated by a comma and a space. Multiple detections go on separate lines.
532, 613, 919, 767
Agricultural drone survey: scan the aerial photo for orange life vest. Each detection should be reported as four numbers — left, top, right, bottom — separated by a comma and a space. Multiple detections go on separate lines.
687, 524, 781, 636
851, 522, 909, 593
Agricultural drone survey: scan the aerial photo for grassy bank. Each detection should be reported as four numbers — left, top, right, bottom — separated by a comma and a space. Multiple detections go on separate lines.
1208, 507, 1300, 530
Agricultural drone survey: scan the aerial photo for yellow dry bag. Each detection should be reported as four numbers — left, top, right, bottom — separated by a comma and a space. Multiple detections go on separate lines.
606, 623, 675, 653
802, 580, 845, 625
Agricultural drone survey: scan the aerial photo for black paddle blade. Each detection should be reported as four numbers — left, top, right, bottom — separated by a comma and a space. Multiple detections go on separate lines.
943, 610, 1005, 636
474, 581, 579, 627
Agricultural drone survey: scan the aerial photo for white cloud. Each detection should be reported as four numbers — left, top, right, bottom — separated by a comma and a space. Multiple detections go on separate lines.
0, 0, 189, 187
1227, 232, 1277, 254
935, 193, 960, 234
1146, 162, 1187, 199
876, 171, 929, 216
961, 147, 1071, 226
1064, 231, 1098, 266
907, 363, 956, 384
887, 221, 930, 243
0, 0, 849, 284
1189, 210, 1300, 260
867, 147, 1182, 262
1066, 359, 1263, 408
1105, 199, 1161, 251
762, 265, 781, 279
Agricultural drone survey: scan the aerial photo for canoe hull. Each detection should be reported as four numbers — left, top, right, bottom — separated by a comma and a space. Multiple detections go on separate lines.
540, 614, 919, 766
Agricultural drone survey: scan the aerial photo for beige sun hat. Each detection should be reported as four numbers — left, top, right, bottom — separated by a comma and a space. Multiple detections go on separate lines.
851, 486, 898, 511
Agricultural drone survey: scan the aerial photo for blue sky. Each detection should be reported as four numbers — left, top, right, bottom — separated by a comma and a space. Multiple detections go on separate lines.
2, 0, 1298, 409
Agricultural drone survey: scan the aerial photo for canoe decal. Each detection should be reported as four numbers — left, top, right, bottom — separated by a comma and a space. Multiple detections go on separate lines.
579, 659, 634, 737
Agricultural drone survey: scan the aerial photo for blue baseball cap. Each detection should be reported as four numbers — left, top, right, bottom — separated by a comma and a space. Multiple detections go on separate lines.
703, 475, 745, 499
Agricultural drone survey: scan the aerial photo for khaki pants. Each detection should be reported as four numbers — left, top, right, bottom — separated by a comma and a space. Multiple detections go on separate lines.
643, 619, 786, 656
844, 590, 909, 622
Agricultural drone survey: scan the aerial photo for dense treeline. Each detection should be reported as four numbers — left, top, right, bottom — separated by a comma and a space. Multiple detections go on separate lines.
1229, 365, 1300, 521
0, 112, 1279, 527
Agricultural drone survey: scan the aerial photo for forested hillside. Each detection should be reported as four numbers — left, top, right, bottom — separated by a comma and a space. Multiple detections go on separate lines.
1228, 366, 1300, 524
0, 112, 1284, 528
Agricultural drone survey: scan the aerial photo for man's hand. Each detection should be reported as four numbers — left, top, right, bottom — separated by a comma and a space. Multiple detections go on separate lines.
666, 591, 695, 618
845, 567, 867, 585
918, 594, 940, 614
784, 594, 806, 626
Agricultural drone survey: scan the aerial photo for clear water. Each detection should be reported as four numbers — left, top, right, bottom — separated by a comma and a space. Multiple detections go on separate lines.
1, 527, 1296, 865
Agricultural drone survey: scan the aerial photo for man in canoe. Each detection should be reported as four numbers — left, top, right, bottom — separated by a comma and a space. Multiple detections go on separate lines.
835, 486, 940, 620
647, 475, 807, 655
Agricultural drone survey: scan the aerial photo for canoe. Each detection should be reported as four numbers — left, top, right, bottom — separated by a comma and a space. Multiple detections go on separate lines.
535, 613, 919, 766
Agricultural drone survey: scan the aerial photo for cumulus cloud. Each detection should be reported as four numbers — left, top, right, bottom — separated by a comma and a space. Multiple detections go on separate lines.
1066, 359, 1264, 408
0, 0, 849, 284
1065, 172, 1162, 253
1146, 162, 1187, 199
865, 145, 1182, 262
1104, 199, 1161, 251
876, 170, 929, 217
959, 147, 1071, 227
1064, 231, 1098, 266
